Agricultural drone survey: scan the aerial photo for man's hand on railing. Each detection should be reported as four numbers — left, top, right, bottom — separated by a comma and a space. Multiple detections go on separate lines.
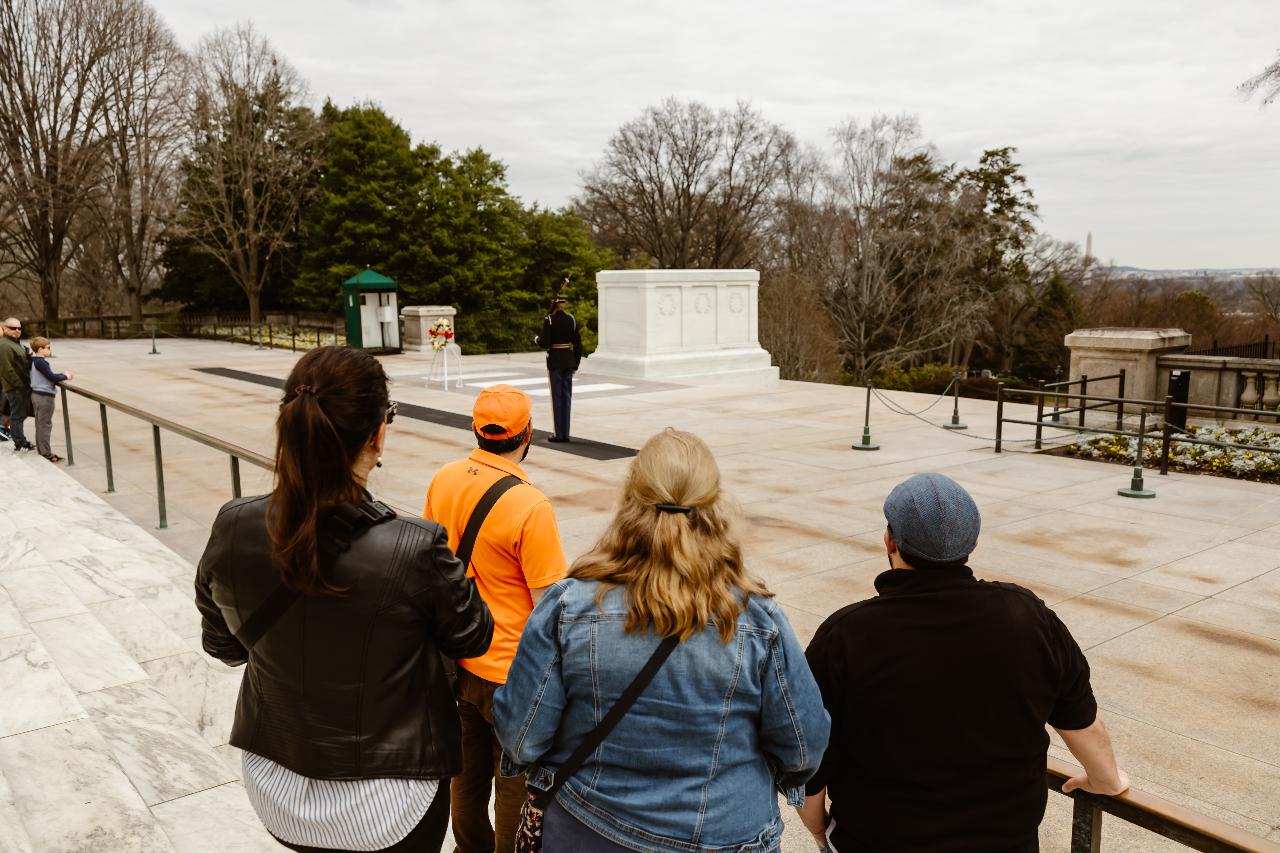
1055, 715, 1130, 797
1061, 766, 1131, 797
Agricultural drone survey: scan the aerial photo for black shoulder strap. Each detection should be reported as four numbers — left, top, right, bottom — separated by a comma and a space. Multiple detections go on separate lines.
533, 634, 679, 809
455, 475, 522, 568
234, 498, 397, 651
235, 583, 300, 650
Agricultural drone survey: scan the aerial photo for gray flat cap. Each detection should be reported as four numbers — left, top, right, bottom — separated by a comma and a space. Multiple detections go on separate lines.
883, 472, 981, 564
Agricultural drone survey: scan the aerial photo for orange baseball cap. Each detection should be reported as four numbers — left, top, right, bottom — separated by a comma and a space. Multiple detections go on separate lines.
472, 384, 532, 440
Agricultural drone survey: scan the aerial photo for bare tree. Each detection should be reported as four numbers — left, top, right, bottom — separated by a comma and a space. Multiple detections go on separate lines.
809, 115, 988, 383
1246, 275, 1280, 328
576, 98, 794, 268
178, 23, 321, 324
1241, 51, 1280, 105
757, 143, 843, 381
0, 0, 123, 324
984, 236, 1085, 373
95, 0, 186, 325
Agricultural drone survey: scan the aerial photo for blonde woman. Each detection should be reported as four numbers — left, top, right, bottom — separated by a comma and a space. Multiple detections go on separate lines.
494, 428, 830, 853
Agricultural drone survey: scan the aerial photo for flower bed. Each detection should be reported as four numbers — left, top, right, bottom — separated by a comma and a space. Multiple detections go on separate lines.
1065, 425, 1280, 484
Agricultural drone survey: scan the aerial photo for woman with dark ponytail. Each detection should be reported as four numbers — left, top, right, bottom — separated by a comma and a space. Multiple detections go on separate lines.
195, 346, 493, 852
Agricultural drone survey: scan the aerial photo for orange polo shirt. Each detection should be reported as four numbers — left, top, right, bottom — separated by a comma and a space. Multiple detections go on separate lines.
423, 449, 569, 684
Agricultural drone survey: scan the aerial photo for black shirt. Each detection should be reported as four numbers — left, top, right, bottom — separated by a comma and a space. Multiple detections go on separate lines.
805, 566, 1097, 853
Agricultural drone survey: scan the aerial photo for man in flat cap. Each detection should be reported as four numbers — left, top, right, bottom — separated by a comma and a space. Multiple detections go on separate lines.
535, 296, 582, 443
796, 472, 1127, 853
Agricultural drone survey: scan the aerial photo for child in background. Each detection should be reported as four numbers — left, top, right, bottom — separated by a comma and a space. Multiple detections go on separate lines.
28, 337, 73, 462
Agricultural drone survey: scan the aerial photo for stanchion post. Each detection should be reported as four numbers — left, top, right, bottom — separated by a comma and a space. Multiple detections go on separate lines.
1159, 397, 1173, 476
1118, 408, 1156, 499
153, 424, 168, 528
1035, 381, 1045, 450
60, 386, 74, 466
852, 384, 880, 451
148, 328, 158, 355
994, 382, 1005, 453
230, 455, 242, 499
1115, 369, 1126, 431
99, 403, 114, 492
942, 374, 968, 430
1078, 373, 1089, 428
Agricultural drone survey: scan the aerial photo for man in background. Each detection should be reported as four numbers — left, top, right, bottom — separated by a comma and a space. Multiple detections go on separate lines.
0, 318, 34, 452
797, 472, 1127, 852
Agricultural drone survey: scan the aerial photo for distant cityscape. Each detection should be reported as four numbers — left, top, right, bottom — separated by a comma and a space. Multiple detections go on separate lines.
1103, 266, 1279, 281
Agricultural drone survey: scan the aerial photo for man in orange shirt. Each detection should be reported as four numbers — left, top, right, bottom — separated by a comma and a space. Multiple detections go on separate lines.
424, 384, 569, 853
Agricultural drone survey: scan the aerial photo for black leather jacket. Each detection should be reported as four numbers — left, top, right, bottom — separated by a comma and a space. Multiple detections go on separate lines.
194, 494, 493, 780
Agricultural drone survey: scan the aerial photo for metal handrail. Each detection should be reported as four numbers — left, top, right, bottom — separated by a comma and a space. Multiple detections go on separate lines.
1046, 756, 1280, 852
58, 382, 422, 529
60, 383, 272, 528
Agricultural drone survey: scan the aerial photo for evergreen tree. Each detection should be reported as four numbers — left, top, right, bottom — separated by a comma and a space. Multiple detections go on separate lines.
292, 102, 429, 310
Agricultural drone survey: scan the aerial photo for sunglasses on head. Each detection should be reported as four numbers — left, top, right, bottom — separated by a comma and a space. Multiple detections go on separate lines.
385, 400, 399, 425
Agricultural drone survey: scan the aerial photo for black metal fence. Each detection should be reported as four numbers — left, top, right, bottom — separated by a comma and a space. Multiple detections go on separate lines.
994, 384, 1280, 473
1039, 370, 1127, 431
1187, 335, 1277, 360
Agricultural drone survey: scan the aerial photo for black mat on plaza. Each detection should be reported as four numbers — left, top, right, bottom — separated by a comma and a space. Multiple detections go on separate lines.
195, 367, 637, 461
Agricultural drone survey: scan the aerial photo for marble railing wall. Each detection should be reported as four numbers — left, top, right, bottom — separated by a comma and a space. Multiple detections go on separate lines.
1156, 354, 1280, 419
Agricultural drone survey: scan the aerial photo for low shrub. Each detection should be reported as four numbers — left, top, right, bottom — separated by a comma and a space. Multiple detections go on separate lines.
1065, 426, 1280, 484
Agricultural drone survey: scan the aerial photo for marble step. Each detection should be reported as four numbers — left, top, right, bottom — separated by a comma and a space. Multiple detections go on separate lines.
0, 451, 274, 851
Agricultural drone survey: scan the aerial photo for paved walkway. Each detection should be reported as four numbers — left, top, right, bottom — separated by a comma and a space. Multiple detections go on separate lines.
1, 338, 1277, 851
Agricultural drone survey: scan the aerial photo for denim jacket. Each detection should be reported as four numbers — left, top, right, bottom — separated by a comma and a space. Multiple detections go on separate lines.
493, 579, 830, 853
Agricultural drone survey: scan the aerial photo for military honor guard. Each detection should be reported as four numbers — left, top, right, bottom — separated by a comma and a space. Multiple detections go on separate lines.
535, 295, 583, 443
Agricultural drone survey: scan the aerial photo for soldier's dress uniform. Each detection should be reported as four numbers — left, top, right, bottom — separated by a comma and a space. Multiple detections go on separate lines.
535, 305, 583, 442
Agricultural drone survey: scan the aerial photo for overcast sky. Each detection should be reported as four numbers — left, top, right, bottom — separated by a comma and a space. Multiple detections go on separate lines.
153, 0, 1280, 270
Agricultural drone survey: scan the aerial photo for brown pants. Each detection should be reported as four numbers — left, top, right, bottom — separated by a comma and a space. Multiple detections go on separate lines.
452, 666, 527, 853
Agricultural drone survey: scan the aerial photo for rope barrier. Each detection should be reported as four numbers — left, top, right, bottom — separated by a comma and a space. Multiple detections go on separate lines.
869, 386, 1083, 446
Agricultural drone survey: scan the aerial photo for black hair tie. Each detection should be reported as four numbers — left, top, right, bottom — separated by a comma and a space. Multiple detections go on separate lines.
295, 385, 319, 396
656, 503, 693, 515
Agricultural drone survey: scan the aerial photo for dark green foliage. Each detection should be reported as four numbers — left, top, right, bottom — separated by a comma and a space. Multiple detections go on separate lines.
165, 99, 614, 354
291, 102, 432, 311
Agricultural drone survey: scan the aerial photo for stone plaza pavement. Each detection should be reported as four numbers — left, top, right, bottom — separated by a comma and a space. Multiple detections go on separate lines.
1, 338, 1278, 851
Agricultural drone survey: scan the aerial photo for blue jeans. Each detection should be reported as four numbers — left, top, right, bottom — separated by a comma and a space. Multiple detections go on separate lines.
3, 389, 27, 446
544, 799, 632, 853
549, 369, 573, 439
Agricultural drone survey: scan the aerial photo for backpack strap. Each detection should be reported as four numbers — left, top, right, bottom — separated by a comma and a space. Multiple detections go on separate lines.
454, 475, 522, 568
234, 498, 397, 651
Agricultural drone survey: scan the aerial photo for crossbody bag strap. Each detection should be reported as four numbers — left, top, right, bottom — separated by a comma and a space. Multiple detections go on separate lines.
454, 475, 522, 567
234, 583, 301, 650
533, 634, 680, 809
234, 498, 397, 651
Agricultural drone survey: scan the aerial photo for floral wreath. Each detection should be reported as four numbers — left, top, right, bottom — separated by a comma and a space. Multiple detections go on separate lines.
428, 316, 454, 350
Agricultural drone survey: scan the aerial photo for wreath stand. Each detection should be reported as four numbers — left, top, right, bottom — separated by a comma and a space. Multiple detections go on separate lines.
427, 342, 463, 389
